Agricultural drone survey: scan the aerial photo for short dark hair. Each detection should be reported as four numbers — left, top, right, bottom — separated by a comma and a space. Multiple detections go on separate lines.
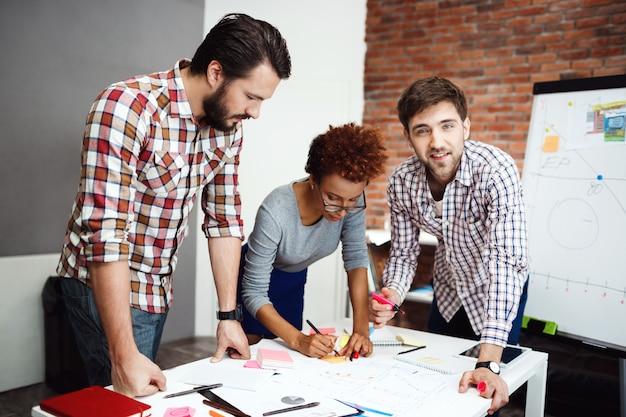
305, 123, 388, 184
189, 13, 291, 80
397, 76, 468, 132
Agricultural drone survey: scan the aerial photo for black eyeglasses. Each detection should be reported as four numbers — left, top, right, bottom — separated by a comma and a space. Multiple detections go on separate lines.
316, 184, 366, 214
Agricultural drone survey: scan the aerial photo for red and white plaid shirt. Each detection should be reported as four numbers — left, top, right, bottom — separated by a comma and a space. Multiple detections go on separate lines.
57, 60, 244, 313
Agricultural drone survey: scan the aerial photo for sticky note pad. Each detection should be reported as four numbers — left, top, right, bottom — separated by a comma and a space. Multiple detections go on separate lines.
165, 407, 196, 417
321, 355, 347, 364
542, 135, 559, 152
396, 333, 426, 347
257, 348, 294, 368
309, 327, 336, 335
243, 359, 262, 369
339, 333, 350, 348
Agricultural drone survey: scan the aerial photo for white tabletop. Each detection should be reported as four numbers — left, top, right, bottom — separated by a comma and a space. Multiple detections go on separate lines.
33, 319, 547, 417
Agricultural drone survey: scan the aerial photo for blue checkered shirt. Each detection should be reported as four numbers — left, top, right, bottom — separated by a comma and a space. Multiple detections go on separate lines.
383, 140, 529, 347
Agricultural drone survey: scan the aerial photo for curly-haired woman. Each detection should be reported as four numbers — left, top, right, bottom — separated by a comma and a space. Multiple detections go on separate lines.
237, 123, 388, 359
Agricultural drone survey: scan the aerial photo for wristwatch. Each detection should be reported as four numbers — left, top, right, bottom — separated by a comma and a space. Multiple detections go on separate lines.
216, 304, 244, 321
475, 361, 500, 375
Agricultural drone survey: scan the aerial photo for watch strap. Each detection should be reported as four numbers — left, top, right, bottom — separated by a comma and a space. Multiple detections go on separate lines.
475, 361, 500, 375
216, 304, 243, 321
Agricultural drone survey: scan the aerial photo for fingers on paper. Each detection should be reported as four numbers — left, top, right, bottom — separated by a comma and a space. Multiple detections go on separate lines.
211, 341, 230, 363
458, 371, 509, 415
340, 332, 372, 358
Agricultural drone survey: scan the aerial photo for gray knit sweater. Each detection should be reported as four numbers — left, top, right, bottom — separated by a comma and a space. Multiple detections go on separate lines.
240, 180, 369, 317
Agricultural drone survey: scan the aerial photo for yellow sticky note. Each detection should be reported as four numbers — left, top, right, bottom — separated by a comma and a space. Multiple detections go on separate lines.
339, 333, 350, 348
396, 333, 426, 347
542, 135, 559, 153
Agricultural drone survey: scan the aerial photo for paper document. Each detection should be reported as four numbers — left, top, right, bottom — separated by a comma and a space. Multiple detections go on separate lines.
181, 358, 275, 391
213, 377, 357, 417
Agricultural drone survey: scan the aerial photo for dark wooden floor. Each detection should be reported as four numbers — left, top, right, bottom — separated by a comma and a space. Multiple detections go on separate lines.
0, 336, 532, 417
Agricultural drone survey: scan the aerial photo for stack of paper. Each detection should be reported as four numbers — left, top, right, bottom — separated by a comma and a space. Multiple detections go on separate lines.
257, 348, 294, 369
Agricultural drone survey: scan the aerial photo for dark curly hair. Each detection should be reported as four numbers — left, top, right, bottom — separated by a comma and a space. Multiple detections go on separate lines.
304, 123, 388, 184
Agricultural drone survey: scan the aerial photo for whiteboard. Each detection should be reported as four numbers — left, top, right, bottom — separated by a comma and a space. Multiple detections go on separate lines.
522, 75, 626, 350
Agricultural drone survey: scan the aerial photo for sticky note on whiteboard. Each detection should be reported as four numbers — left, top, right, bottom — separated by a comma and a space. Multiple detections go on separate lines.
542, 135, 560, 152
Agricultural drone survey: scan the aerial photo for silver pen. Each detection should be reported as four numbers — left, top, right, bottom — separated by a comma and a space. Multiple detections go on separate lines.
262, 401, 320, 416
163, 383, 223, 398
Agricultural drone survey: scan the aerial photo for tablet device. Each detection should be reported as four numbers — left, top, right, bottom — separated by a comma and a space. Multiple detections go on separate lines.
456, 344, 530, 367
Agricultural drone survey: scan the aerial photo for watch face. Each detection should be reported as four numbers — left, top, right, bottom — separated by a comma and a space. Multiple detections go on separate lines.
476, 361, 500, 374
489, 362, 500, 374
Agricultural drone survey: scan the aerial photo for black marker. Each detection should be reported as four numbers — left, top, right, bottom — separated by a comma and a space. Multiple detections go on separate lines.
397, 346, 426, 355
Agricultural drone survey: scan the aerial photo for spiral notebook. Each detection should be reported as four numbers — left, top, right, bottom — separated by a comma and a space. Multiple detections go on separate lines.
393, 349, 472, 375
344, 325, 403, 346
369, 326, 403, 346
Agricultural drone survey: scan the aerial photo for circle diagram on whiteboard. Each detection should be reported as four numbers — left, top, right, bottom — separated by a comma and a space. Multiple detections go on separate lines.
548, 198, 598, 249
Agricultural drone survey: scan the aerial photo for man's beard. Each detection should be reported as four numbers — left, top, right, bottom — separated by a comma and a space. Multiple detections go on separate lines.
201, 82, 248, 131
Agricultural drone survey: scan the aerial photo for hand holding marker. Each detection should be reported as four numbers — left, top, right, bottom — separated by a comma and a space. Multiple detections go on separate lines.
306, 319, 342, 357
372, 292, 405, 314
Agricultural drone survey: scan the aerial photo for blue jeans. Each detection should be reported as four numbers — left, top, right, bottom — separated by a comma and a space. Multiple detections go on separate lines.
60, 278, 168, 387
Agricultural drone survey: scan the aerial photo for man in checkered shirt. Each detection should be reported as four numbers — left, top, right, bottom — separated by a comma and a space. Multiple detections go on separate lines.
371, 76, 529, 415
56, 13, 291, 397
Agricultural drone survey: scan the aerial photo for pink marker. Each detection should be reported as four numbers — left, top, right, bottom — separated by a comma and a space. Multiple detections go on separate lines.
477, 381, 487, 393
372, 293, 405, 314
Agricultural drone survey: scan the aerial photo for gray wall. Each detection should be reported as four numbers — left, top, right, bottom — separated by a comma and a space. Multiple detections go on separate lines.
0, 0, 204, 341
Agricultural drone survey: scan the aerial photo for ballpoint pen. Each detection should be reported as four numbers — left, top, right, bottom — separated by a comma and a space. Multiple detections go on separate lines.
372, 292, 405, 314
306, 319, 342, 357
163, 383, 223, 398
262, 401, 320, 416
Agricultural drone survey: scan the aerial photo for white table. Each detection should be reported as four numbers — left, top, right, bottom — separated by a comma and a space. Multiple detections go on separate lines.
33, 319, 547, 417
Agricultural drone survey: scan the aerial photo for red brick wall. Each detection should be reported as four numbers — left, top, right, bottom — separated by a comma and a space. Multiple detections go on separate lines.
363, 0, 626, 229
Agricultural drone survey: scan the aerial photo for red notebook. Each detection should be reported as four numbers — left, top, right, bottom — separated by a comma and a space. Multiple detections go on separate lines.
40, 385, 151, 417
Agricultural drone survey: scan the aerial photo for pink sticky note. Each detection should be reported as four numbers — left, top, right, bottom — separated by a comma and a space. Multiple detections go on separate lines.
308, 327, 336, 335
164, 406, 196, 417
244, 359, 262, 368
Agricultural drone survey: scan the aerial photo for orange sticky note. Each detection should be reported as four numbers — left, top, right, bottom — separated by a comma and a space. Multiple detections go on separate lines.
321, 355, 347, 364
542, 135, 559, 152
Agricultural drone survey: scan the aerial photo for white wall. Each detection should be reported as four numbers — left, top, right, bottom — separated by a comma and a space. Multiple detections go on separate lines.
195, 1, 368, 335
0, 255, 59, 392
